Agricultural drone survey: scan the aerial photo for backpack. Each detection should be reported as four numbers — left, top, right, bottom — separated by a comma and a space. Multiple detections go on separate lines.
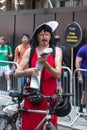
6, 44, 10, 55
17, 45, 20, 57
57, 45, 68, 66
6, 44, 13, 61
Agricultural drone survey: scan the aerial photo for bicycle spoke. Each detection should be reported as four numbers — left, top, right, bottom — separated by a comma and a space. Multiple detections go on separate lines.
0, 115, 17, 130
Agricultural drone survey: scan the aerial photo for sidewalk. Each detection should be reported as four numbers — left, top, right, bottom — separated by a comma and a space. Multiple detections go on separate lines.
58, 106, 87, 130
0, 91, 87, 130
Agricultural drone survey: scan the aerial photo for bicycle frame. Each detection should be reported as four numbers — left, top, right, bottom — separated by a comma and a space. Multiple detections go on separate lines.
9, 90, 56, 130
8, 90, 73, 130
18, 99, 54, 130
21, 108, 52, 130
35, 115, 52, 130
2, 97, 51, 130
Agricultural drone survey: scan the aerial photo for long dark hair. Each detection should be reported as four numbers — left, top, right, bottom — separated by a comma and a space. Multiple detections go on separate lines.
30, 24, 56, 50
29, 25, 56, 92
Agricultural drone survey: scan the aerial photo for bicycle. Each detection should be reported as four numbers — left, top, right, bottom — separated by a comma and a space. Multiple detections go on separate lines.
0, 94, 21, 130
0, 89, 73, 130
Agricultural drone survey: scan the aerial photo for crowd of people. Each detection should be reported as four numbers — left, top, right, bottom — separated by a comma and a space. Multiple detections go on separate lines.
0, 20, 87, 129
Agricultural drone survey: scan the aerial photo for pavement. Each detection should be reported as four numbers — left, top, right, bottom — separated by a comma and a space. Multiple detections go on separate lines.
0, 90, 87, 130
59, 106, 87, 130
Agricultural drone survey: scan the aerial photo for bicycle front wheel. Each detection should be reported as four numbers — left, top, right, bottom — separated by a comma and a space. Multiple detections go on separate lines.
45, 122, 56, 130
0, 114, 17, 130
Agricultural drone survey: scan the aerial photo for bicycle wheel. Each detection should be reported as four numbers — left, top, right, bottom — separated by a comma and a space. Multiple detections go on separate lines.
0, 114, 17, 130
45, 122, 56, 130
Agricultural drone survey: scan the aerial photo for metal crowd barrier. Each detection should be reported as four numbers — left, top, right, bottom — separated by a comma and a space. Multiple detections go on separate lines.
1, 60, 87, 124
0, 60, 73, 105
71, 68, 87, 126
61, 66, 72, 120
0, 60, 18, 94
61, 66, 72, 94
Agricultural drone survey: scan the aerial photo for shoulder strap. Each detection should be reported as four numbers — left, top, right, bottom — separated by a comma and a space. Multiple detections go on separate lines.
18, 45, 20, 52
40, 47, 55, 92
17, 45, 20, 57
7, 44, 10, 54
51, 47, 55, 59
40, 66, 45, 92
29, 48, 45, 93
29, 48, 35, 68
29, 47, 55, 93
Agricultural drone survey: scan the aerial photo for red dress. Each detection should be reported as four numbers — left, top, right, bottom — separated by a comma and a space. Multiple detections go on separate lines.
22, 50, 58, 130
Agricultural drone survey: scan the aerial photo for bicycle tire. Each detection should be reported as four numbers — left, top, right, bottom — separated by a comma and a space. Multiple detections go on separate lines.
0, 114, 17, 130
45, 122, 56, 130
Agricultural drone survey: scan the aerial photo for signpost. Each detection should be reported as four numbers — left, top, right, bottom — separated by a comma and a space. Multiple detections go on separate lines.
64, 21, 82, 72
64, 22, 82, 48
64, 22, 82, 103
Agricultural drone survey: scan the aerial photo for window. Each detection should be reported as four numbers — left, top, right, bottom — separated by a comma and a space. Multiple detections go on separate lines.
60, 1, 65, 7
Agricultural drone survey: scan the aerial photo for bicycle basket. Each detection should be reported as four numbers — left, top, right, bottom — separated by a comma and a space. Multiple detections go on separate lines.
53, 97, 71, 117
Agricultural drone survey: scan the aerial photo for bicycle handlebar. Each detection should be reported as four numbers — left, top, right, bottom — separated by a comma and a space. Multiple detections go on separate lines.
56, 93, 74, 96
9, 90, 74, 99
9, 90, 31, 98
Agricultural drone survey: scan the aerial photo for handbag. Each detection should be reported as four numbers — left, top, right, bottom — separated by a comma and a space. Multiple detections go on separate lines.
29, 88, 43, 105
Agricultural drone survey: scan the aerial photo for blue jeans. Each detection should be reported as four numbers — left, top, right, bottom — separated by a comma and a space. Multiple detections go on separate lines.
17, 76, 25, 91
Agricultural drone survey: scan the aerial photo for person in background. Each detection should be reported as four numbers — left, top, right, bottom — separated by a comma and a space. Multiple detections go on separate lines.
76, 44, 87, 112
12, 33, 30, 91
55, 35, 68, 95
55, 35, 68, 66
0, 36, 13, 91
14, 21, 62, 130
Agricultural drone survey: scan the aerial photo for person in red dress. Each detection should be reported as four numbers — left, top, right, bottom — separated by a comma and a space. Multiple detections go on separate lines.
14, 21, 62, 130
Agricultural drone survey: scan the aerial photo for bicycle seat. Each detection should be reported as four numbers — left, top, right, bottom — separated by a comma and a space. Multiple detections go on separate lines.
9, 90, 22, 98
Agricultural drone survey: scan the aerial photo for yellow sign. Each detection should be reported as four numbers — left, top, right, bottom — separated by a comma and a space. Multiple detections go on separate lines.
64, 22, 82, 47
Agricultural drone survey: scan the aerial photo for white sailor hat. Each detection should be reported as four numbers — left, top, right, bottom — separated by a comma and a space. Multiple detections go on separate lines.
33, 21, 59, 36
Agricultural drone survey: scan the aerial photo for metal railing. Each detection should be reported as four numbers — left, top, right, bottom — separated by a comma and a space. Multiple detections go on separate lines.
71, 68, 87, 125
62, 66, 72, 93
1, 60, 87, 125
0, 60, 72, 99
0, 60, 18, 92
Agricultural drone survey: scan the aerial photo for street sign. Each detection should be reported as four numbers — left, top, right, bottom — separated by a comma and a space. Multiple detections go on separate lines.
64, 22, 82, 47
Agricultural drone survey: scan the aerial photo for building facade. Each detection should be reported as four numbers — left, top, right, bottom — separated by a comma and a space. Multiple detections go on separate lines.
0, 0, 87, 11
